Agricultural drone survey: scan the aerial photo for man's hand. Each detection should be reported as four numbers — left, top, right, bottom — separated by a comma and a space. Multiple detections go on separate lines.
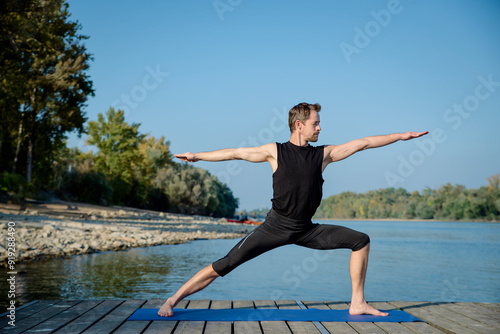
174, 152, 199, 162
401, 131, 429, 140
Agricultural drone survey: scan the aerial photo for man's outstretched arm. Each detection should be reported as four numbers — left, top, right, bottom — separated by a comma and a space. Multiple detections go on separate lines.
175, 143, 277, 164
324, 131, 428, 164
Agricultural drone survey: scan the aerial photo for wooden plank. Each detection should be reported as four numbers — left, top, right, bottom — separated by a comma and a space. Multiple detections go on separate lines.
144, 300, 188, 334
324, 301, 350, 310
233, 300, 255, 308
113, 300, 165, 334
348, 321, 387, 334
210, 299, 232, 308
81, 299, 146, 334
4, 300, 81, 334
473, 303, 500, 321
386, 301, 448, 334
451, 302, 500, 327
371, 301, 447, 334
306, 301, 357, 334
374, 321, 417, 334
0, 300, 61, 329
422, 303, 485, 334
173, 299, 209, 334
53, 300, 123, 333
112, 318, 151, 334
188, 299, 211, 309
478, 303, 500, 312
24, 300, 104, 334
369, 301, 399, 312
402, 321, 448, 334
204, 300, 232, 334
369, 302, 416, 334
254, 300, 292, 334
233, 300, 262, 334
0, 300, 38, 317
433, 302, 499, 334
390, 301, 477, 334
276, 300, 320, 334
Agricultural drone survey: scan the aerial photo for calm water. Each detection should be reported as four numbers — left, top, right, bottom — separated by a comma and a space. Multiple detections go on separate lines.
2, 220, 499, 308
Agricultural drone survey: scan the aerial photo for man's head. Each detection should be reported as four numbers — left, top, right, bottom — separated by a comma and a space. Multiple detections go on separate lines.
289, 102, 322, 142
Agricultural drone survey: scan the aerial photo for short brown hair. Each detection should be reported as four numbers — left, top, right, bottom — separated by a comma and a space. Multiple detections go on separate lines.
288, 102, 321, 132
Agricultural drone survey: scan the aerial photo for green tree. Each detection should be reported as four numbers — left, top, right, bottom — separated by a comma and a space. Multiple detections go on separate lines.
86, 108, 145, 204
87, 108, 145, 182
138, 135, 173, 177
486, 174, 500, 218
314, 177, 500, 221
0, 0, 94, 184
153, 163, 238, 217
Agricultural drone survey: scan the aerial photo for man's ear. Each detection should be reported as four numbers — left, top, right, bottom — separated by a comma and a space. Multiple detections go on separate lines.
295, 120, 302, 130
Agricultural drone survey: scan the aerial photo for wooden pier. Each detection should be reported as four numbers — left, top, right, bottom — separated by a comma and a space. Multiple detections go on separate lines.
1, 299, 499, 333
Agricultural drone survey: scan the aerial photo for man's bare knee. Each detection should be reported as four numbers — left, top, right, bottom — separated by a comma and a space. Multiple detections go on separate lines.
354, 242, 370, 253
207, 264, 221, 278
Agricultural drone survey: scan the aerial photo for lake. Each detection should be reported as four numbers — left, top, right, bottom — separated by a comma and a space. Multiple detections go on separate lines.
3, 220, 499, 308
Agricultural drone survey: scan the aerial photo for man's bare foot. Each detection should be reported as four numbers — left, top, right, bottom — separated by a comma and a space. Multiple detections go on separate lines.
349, 302, 389, 316
158, 298, 176, 317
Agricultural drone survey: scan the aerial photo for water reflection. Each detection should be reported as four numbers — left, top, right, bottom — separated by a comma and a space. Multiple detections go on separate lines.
1, 247, 173, 307
74, 250, 171, 299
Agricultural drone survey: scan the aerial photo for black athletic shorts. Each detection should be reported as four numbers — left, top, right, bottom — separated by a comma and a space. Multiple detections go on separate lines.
212, 209, 370, 277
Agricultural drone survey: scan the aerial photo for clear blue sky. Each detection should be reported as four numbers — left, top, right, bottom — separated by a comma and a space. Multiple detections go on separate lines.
67, 0, 500, 211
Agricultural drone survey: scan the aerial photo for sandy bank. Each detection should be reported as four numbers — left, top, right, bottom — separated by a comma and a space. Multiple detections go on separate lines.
0, 201, 256, 266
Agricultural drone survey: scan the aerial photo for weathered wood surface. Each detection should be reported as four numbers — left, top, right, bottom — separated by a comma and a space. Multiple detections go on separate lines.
1, 300, 499, 333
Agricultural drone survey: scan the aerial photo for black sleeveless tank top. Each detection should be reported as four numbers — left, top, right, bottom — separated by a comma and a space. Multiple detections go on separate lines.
271, 141, 325, 220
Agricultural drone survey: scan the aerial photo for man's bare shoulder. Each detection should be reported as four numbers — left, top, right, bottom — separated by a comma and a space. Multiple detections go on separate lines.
322, 144, 336, 156
260, 143, 278, 171
260, 143, 278, 159
261, 142, 277, 150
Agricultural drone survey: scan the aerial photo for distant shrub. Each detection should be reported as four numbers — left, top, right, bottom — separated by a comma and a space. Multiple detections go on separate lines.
0, 172, 26, 193
109, 177, 131, 205
145, 187, 170, 212
60, 171, 113, 205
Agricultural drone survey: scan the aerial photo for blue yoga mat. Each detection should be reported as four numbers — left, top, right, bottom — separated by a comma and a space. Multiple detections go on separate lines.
127, 308, 422, 322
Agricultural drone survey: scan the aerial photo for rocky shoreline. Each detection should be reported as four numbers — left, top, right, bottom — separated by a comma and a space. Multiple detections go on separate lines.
0, 201, 256, 266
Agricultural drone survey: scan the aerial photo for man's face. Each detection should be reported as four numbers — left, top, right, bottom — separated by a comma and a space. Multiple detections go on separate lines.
301, 111, 321, 142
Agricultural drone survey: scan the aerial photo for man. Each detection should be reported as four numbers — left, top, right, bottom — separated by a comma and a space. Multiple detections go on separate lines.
159, 102, 428, 317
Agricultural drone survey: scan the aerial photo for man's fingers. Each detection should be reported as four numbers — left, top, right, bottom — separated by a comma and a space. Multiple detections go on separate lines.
409, 131, 429, 138
174, 153, 197, 162
402, 131, 429, 141
174, 154, 189, 161
418, 131, 429, 137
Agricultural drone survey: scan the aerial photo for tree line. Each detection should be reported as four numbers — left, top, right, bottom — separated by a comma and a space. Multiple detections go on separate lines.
2, 106, 239, 217
0, 0, 238, 217
314, 175, 500, 221
1, 0, 92, 184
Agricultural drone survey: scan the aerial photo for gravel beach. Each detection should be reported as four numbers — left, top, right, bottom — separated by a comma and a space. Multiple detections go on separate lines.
0, 201, 256, 266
